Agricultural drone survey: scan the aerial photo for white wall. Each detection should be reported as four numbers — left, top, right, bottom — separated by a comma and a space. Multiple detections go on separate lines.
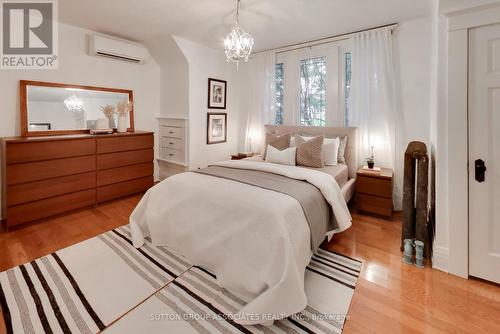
173, 37, 238, 169
432, 13, 450, 272
0, 23, 161, 218
148, 36, 189, 119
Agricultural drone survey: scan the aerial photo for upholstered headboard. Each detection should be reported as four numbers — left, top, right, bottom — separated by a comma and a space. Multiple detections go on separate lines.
264, 125, 359, 179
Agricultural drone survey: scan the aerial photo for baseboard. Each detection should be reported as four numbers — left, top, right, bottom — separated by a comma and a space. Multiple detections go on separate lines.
432, 246, 449, 273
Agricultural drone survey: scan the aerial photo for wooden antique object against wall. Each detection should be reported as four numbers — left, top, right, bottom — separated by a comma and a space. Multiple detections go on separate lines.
402, 141, 430, 258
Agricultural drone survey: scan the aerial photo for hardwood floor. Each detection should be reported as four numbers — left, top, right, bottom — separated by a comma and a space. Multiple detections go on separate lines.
328, 209, 500, 333
1, 195, 499, 333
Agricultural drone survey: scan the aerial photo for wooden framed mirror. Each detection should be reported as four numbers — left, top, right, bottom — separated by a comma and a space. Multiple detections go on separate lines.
20, 80, 135, 137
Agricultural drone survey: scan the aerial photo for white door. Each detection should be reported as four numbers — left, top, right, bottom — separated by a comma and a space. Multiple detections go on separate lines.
469, 24, 500, 284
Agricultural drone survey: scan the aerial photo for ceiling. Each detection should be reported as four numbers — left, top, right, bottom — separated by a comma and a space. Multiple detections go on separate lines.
59, 0, 434, 52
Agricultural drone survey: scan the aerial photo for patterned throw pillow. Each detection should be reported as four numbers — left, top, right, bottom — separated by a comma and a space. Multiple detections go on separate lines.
295, 134, 325, 168
337, 136, 348, 164
263, 133, 291, 159
297, 135, 339, 166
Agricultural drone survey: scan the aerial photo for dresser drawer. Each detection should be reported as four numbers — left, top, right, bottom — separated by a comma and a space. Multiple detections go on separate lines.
97, 149, 154, 170
7, 172, 96, 206
6, 155, 95, 185
97, 134, 153, 154
357, 175, 392, 198
96, 176, 153, 203
97, 162, 153, 186
6, 138, 95, 164
160, 137, 183, 150
160, 126, 184, 139
7, 189, 95, 226
159, 118, 186, 128
161, 147, 185, 163
356, 193, 393, 218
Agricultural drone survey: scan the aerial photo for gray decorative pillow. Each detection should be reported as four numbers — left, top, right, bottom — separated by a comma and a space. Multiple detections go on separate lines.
337, 135, 348, 164
263, 132, 291, 159
295, 134, 325, 168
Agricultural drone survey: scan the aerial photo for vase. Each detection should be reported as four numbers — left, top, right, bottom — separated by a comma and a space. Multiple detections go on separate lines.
367, 160, 375, 169
117, 116, 127, 133
108, 116, 116, 129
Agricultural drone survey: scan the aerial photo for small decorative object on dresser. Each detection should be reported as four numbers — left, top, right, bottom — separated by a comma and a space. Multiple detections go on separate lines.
207, 113, 227, 144
116, 101, 132, 133
100, 104, 116, 129
207, 78, 227, 109
158, 117, 189, 179
356, 167, 393, 218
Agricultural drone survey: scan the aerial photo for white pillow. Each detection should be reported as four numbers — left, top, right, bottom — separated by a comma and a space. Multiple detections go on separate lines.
293, 135, 339, 166
265, 145, 296, 166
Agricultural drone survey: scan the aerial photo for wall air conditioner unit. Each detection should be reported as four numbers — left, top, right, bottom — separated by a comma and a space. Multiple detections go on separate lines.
89, 34, 148, 63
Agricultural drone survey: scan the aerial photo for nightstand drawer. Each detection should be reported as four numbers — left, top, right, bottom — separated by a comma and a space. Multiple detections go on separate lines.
357, 175, 392, 198
357, 193, 392, 218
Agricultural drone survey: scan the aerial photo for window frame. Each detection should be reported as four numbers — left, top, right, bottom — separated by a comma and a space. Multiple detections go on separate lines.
340, 45, 352, 127
275, 40, 352, 127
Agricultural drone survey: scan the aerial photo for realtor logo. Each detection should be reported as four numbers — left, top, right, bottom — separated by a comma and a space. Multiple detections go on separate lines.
1, 0, 58, 69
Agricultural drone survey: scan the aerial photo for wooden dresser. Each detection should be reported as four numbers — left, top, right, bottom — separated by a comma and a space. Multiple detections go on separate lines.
356, 167, 394, 218
1, 131, 154, 228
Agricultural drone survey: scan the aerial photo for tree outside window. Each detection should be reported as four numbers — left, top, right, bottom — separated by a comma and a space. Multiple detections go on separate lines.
300, 57, 326, 126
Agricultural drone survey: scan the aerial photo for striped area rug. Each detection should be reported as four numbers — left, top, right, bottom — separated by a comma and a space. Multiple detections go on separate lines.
0, 226, 362, 334
0, 226, 192, 334
104, 247, 362, 334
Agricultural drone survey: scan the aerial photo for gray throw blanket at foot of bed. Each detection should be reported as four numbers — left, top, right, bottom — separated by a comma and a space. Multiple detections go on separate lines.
195, 166, 337, 251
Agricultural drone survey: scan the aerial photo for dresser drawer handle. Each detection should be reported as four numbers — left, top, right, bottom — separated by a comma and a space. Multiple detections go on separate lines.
169, 142, 174, 145
169, 131, 174, 134
169, 153, 175, 156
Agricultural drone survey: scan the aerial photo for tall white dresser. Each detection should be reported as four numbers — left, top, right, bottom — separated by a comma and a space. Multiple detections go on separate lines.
157, 117, 189, 179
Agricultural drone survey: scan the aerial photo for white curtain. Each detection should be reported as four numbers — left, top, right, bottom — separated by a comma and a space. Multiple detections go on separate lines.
239, 51, 276, 153
350, 28, 400, 206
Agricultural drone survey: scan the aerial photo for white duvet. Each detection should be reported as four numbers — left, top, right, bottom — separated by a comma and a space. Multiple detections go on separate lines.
130, 160, 352, 325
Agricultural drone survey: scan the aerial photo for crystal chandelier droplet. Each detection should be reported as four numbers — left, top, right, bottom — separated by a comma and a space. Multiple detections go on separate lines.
224, 0, 254, 68
64, 95, 83, 112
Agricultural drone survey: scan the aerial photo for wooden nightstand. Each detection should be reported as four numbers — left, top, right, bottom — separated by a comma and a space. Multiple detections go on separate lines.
356, 167, 394, 218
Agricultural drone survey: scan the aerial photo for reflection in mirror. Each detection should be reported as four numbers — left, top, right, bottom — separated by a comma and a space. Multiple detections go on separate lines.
26, 86, 131, 132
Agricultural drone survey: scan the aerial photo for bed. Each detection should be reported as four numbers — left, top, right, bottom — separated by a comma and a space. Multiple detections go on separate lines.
130, 125, 358, 325
263, 125, 358, 204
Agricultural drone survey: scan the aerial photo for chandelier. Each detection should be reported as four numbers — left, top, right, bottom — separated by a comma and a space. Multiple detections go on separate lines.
224, 0, 254, 69
64, 95, 83, 112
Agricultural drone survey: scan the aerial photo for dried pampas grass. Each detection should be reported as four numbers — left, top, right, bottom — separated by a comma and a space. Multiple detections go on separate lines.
100, 105, 115, 119
116, 101, 132, 117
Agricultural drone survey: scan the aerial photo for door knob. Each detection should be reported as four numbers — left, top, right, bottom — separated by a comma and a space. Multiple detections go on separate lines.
475, 159, 486, 182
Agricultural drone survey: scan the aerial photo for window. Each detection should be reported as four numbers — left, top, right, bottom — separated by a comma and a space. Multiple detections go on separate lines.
344, 52, 352, 126
275, 42, 351, 126
275, 63, 284, 125
300, 57, 326, 126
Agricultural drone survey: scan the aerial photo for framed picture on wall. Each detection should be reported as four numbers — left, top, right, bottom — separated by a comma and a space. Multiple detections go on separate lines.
207, 78, 227, 109
207, 113, 227, 144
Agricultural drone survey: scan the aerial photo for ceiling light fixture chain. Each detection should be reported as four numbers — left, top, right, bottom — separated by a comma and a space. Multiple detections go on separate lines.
224, 0, 254, 69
